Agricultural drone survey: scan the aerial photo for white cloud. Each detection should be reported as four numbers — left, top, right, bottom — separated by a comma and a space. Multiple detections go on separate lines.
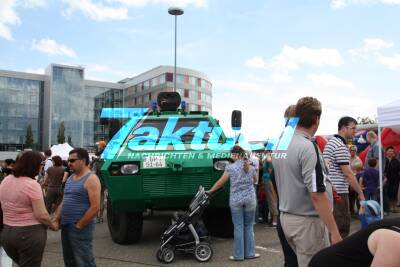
0, 0, 20, 40
307, 73, 354, 88
270, 46, 343, 72
212, 75, 375, 141
331, 0, 347, 9
84, 64, 134, 81
109, 0, 208, 8
379, 54, 400, 70
31, 38, 78, 58
0, 0, 48, 40
22, 0, 47, 8
62, 0, 129, 21
270, 73, 293, 83
330, 0, 400, 9
349, 38, 394, 58
382, 0, 400, 4
244, 56, 267, 69
244, 46, 342, 84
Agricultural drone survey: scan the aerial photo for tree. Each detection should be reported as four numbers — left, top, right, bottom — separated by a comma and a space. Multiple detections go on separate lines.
57, 121, 66, 144
357, 116, 376, 125
25, 124, 34, 148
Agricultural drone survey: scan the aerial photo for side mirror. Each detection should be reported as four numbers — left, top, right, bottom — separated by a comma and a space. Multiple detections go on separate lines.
231, 110, 242, 130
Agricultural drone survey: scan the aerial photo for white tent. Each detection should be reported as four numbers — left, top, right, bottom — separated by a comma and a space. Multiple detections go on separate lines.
376, 99, 400, 218
50, 143, 74, 160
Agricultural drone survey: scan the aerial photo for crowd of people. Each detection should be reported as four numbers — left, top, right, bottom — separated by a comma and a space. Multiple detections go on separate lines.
0, 145, 105, 267
207, 96, 400, 266
0, 96, 400, 266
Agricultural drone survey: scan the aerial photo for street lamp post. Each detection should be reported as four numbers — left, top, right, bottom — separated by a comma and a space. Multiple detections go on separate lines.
168, 7, 184, 92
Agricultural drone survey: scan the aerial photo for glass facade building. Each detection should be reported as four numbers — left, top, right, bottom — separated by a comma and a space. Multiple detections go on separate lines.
48, 65, 85, 147
0, 73, 44, 151
0, 64, 212, 152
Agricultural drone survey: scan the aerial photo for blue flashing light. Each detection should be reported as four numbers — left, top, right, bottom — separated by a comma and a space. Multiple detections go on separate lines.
181, 101, 187, 111
151, 101, 157, 112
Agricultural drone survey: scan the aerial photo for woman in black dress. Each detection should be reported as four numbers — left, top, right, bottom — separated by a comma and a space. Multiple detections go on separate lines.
384, 146, 400, 213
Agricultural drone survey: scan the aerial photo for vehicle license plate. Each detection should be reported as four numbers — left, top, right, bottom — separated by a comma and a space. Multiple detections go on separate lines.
143, 156, 166, 168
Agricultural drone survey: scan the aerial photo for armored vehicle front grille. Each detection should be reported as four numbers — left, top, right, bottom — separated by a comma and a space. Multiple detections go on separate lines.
142, 173, 213, 197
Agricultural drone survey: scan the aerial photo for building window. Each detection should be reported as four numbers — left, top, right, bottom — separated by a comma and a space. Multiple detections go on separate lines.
166, 73, 173, 82
176, 74, 184, 84
197, 78, 201, 87
134, 97, 137, 105
190, 90, 196, 100
198, 92, 201, 100
151, 77, 158, 87
159, 74, 166, 84
148, 93, 152, 101
201, 79, 207, 88
184, 75, 189, 84
189, 76, 197, 86
198, 105, 202, 111
184, 89, 189, 98
144, 80, 150, 90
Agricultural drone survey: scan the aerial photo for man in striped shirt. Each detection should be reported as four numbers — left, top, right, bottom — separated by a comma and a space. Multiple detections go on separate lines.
323, 117, 365, 238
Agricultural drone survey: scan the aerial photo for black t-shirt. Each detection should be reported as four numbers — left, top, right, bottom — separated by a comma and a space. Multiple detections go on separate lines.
309, 218, 400, 267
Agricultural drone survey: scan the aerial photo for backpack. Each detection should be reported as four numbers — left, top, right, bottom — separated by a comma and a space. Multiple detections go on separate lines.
359, 200, 381, 228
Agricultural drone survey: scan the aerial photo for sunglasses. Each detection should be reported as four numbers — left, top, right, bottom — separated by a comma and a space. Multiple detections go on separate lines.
68, 158, 81, 163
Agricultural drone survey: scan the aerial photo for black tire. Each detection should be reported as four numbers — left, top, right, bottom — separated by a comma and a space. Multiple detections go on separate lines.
156, 248, 163, 262
194, 242, 213, 262
162, 245, 175, 264
107, 197, 143, 244
202, 208, 233, 238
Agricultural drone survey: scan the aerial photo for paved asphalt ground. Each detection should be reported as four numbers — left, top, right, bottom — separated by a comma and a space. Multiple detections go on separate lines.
39, 211, 393, 267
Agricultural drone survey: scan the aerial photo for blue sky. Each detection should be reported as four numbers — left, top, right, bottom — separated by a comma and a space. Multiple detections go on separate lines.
1, 0, 400, 140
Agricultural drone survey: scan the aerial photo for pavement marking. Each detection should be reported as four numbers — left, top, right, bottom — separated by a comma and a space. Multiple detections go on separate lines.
255, 246, 282, 254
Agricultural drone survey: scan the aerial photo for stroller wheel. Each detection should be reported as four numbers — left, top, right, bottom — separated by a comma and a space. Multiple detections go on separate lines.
156, 248, 163, 262
161, 245, 175, 264
194, 242, 213, 262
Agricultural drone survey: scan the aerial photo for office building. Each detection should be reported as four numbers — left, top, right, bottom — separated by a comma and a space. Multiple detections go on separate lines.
0, 64, 212, 153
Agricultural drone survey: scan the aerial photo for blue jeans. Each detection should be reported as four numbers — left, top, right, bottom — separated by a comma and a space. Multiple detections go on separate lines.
61, 223, 96, 267
365, 190, 379, 201
230, 199, 257, 260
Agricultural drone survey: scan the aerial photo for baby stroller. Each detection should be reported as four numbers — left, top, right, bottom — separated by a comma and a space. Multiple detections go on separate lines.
156, 186, 213, 263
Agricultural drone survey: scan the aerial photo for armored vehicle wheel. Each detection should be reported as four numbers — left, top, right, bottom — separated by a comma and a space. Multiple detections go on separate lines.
107, 197, 143, 244
203, 208, 233, 238
156, 248, 163, 262
161, 245, 175, 264
194, 242, 213, 262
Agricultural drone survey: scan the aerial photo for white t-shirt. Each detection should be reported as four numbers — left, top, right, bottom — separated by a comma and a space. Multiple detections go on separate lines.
44, 158, 53, 172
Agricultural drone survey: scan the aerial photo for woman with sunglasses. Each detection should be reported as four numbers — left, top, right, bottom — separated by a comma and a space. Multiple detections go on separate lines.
0, 151, 57, 267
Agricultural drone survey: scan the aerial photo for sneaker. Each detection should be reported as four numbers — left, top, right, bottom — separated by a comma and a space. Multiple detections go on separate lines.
229, 256, 243, 261
271, 222, 278, 227
245, 253, 260, 259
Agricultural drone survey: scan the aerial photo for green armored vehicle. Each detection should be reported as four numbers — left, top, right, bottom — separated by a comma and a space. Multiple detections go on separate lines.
100, 92, 241, 244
